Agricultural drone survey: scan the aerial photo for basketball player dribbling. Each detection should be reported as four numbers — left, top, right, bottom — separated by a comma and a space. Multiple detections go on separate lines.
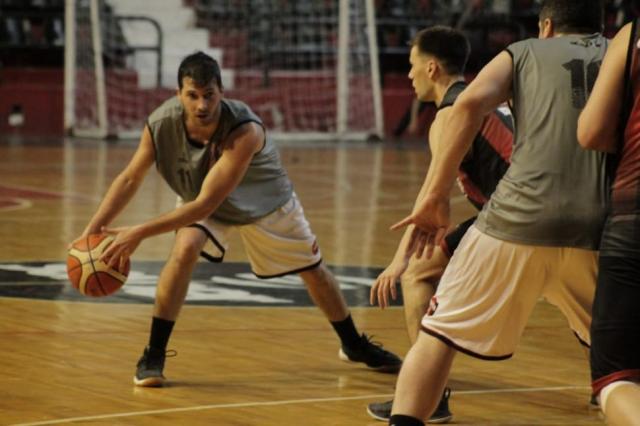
72, 51, 401, 387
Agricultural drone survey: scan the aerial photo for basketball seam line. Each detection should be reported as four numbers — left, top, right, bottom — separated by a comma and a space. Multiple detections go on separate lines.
87, 235, 107, 296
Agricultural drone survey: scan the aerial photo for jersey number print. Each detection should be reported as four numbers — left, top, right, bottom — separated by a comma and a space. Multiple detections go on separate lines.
563, 59, 602, 109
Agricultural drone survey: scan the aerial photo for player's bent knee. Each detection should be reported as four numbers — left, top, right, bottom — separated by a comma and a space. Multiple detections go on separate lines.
599, 380, 637, 413
170, 241, 202, 265
401, 276, 438, 293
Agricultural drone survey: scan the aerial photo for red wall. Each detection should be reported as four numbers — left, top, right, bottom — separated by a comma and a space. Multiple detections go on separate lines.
0, 68, 427, 140
0, 68, 64, 136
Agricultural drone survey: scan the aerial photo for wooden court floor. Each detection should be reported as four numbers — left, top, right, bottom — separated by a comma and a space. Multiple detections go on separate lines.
0, 137, 602, 425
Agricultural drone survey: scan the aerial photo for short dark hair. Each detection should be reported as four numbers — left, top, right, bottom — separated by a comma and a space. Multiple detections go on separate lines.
411, 26, 470, 75
177, 51, 222, 90
539, 0, 603, 34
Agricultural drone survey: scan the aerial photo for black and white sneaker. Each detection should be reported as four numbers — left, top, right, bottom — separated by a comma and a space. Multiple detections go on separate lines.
366, 399, 394, 422
339, 334, 402, 373
589, 394, 600, 410
133, 345, 176, 387
366, 388, 453, 424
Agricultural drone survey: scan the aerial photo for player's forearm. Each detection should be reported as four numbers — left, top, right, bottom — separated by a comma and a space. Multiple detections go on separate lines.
414, 167, 433, 207
135, 197, 221, 239
426, 103, 483, 198
393, 226, 416, 263
84, 173, 143, 235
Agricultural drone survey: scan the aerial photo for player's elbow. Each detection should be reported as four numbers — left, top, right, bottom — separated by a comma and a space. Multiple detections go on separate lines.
577, 115, 613, 152
192, 196, 220, 220
116, 170, 144, 191
576, 124, 597, 150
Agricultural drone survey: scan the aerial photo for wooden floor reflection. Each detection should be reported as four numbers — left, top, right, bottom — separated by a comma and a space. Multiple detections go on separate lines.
0, 138, 601, 425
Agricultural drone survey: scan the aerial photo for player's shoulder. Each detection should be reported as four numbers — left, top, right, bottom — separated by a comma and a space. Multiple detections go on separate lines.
509, 33, 608, 53
434, 105, 453, 122
228, 99, 263, 125
505, 37, 537, 55
506, 36, 560, 63
221, 98, 263, 132
147, 97, 182, 127
439, 81, 467, 110
222, 98, 253, 116
430, 106, 452, 139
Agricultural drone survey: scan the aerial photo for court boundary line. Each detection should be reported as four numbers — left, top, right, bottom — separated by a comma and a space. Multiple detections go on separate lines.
11, 385, 590, 425
0, 183, 97, 200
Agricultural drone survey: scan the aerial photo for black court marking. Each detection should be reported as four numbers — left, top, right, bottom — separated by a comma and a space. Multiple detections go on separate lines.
0, 262, 404, 307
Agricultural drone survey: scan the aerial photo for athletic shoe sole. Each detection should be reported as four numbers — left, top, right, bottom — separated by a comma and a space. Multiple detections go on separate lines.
366, 406, 452, 424
133, 375, 165, 387
366, 406, 390, 421
428, 414, 453, 424
338, 348, 401, 373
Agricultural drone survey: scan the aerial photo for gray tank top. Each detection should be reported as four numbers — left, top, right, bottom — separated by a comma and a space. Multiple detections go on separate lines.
474, 34, 608, 249
147, 97, 293, 224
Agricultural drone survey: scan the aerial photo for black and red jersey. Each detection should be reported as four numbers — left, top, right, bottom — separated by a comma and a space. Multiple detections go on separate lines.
437, 82, 514, 257
601, 18, 640, 256
612, 20, 640, 216
438, 82, 513, 210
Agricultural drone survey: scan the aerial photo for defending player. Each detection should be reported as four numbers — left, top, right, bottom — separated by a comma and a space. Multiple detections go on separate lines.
386, 1, 607, 424
367, 26, 513, 424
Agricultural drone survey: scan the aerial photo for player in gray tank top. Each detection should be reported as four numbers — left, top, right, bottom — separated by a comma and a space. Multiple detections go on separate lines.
148, 96, 293, 224
72, 51, 401, 388
384, 2, 608, 424
475, 33, 608, 249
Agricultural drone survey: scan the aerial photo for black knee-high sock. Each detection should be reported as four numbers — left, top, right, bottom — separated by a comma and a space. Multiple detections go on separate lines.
148, 316, 175, 350
388, 414, 424, 426
330, 314, 362, 348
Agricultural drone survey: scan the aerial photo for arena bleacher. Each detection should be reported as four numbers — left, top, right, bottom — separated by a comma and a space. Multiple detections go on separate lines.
0, 0, 634, 138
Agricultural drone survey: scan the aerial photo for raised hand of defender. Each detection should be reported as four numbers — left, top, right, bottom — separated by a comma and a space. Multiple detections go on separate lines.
370, 257, 409, 309
391, 194, 450, 259
99, 225, 143, 271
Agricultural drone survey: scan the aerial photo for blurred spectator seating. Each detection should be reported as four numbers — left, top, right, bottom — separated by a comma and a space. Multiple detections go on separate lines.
0, 0, 65, 67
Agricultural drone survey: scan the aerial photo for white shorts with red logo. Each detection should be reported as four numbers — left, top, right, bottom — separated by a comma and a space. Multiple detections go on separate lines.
179, 193, 322, 278
421, 226, 596, 360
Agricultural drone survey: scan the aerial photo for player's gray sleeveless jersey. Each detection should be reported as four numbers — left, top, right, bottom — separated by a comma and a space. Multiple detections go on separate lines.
147, 97, 292, 224
474, 34, 608, 249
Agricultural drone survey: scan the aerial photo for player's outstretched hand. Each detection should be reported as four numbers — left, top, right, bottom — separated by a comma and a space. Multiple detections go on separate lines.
370, 258, 409, 309
391, 194, 450, 259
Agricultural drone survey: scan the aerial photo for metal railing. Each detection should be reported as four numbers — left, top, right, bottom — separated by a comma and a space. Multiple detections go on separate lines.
113, 15, 163, 88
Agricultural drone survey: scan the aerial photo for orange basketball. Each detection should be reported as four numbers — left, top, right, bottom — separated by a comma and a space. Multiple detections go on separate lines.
66, 234, 130, 297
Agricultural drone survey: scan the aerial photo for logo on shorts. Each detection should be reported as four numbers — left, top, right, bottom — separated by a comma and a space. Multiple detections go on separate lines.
427, 296, 439, 316
311, 239, 319, 255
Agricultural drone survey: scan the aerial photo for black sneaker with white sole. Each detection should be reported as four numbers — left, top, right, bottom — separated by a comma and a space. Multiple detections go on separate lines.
133, 345, 176, 387
339, 333, 402, 373
367, 387, 453, 424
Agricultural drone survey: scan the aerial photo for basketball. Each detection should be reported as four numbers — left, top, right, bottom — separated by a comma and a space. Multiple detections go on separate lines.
66, 234, 130, 297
